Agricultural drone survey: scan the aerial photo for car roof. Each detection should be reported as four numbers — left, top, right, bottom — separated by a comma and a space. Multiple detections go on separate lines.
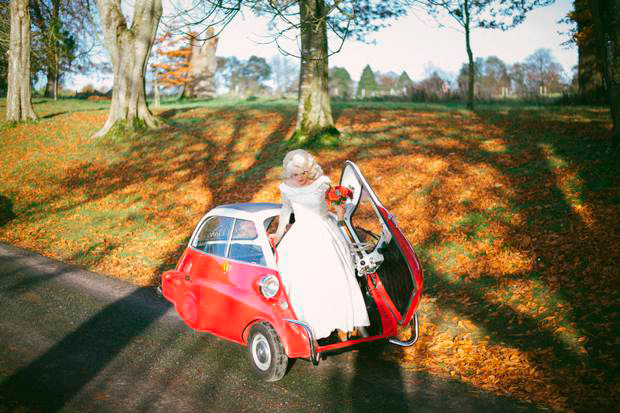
207, 202, 281, 221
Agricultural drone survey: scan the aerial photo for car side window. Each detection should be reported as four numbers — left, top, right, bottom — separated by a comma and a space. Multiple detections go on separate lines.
193, 216, 234, 257
228, 219, 266, 266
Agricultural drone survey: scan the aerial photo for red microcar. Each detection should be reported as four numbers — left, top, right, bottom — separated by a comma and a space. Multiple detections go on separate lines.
161, 161, 424, 381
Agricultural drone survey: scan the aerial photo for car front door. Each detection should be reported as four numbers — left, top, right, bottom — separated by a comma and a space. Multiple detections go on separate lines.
220, 218, 280, 341
339, 161, 423, 326
186, 215, 235, 331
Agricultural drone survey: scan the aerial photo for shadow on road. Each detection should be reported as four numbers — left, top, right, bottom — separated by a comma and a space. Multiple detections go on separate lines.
0, 287, 170, 412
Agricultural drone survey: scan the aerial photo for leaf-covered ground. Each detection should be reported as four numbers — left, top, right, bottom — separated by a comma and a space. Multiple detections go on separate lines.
1, 98, 618, 411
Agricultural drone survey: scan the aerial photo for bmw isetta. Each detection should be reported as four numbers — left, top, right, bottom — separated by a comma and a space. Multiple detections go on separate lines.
161, 161, 424, 381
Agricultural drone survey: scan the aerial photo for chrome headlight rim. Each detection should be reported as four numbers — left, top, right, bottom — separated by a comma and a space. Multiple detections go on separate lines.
259, 275, 280, 299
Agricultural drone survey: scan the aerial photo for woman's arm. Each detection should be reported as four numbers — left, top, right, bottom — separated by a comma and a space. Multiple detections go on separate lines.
321, 176, 346, 224
269, 192, 292, 244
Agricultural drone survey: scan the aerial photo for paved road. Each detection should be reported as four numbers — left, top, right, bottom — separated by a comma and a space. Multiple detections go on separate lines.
0, 243, 541, 413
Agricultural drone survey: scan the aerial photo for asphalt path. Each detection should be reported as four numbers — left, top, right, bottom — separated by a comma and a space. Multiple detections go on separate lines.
0, 243, 542, 413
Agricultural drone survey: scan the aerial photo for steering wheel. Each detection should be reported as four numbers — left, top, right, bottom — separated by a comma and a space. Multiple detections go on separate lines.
356, 226, 381, 242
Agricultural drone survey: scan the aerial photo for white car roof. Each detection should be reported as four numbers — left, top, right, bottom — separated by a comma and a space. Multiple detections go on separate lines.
206, 202, 281, 222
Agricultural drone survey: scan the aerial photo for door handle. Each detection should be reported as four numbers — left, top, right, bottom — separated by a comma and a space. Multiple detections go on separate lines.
185, 275, 191, 282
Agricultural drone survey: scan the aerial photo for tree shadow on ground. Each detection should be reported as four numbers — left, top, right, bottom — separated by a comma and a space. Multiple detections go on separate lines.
8, 101, 617, 410
0, 290, 169, 412
57, 105, 298, 284
317, 105, 619, 410
359, 106, 618, 410
0, 195, 16, 227
316, 341, 540, 412
40, 111, 69, 119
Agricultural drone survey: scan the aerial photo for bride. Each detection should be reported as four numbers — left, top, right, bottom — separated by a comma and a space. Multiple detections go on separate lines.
269, 149, 370, 340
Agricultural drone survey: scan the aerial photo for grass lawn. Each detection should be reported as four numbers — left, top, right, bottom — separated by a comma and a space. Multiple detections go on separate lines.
1, 97, 618, 411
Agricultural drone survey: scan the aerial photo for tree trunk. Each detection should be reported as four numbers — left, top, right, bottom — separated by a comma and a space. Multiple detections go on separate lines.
54, 61, 59, 100
182, 34, 195, 99
464, 0, 475, 110
44, 67, 56, 98
93, 0, 162, 138
292, 0, 338, 146
188, 28, 219, 99
44, 0, 61, 100
6, 0, 37, 122
576, 0, 605, 100
154, 77, 161, 107
588, 0, 620, 148
45, 63, 59, 100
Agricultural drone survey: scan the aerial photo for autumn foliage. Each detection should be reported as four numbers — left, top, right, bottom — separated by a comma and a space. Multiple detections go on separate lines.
0, 98, 618, 412
151, 32, 195, 89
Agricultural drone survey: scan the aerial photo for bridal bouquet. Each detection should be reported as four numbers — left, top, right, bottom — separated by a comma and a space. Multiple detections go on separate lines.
325, 185, 353, 207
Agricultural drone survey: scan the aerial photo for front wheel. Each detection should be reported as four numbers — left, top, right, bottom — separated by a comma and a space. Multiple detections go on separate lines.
247, 322, 289, 382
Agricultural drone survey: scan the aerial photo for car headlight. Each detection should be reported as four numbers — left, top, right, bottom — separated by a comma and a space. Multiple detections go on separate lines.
259, 275, 279, 299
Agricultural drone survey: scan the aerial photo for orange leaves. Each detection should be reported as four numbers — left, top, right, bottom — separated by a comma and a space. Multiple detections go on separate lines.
151, 31, 194, 89
457, 319, 476, 331
1, 100, 619, 412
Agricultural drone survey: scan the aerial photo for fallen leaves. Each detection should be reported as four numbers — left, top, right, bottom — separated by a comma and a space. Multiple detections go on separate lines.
1, 100, 619, 412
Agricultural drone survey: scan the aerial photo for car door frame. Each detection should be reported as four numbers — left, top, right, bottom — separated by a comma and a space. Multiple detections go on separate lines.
339, 160, 423, 327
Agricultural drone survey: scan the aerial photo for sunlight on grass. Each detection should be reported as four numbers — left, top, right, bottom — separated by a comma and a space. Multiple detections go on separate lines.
1, 98, 618, 412
539, 143, 594, 226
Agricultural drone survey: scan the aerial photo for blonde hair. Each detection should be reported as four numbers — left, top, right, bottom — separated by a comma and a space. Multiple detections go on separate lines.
281, 149, 323, 180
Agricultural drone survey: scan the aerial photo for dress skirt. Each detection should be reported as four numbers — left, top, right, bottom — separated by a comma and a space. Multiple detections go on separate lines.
277, 215, 370, 340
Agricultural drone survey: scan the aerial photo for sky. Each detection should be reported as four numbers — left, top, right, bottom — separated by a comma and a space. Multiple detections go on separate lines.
71, 0, 576, 90
215, 0, 576, 82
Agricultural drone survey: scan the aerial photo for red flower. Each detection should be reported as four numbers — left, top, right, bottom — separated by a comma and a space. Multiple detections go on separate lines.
325, 185, 354, 206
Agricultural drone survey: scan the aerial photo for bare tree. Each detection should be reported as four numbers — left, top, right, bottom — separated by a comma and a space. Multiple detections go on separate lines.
412, 0, 553, 109
523, 48, 566, 96
93, 0, 162, 138
270, 54, 298, 97
6, 0, 37, 122
588, 0, 620, 148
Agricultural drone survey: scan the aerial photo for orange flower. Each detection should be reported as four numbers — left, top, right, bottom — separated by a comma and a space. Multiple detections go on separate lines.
325, 185, 354, 206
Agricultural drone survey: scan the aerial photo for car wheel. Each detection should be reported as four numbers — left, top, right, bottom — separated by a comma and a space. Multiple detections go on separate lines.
247, 322, 288, 382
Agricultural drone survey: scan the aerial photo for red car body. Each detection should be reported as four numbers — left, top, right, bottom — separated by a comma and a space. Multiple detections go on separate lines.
161, 161, 423, 380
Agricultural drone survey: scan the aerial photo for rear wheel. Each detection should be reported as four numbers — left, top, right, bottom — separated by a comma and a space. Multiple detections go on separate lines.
247, 322, 288, 382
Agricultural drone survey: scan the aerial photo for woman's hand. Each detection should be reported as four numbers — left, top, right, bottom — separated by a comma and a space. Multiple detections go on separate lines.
268, 233, 282, 245
335, 203, 345, 221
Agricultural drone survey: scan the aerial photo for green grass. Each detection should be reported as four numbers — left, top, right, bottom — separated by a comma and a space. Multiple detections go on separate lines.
0, 96, 618, 411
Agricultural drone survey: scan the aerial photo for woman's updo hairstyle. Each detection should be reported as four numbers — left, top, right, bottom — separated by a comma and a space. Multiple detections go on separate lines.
281, 149, 323, 180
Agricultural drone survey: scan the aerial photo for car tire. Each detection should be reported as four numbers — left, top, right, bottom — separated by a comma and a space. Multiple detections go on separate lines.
247, 322, 288, 382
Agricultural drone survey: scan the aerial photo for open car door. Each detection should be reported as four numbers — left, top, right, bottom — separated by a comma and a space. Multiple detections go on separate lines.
339, 161, 423, 327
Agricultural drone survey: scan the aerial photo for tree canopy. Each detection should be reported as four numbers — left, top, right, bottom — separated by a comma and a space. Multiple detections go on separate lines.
30, 0, 97, 98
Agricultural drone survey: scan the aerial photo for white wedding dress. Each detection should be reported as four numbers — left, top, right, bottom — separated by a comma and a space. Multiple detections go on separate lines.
275, 175, 370, 340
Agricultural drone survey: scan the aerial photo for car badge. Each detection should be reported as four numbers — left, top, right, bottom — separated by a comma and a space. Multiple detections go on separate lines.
222, 261, 230, 273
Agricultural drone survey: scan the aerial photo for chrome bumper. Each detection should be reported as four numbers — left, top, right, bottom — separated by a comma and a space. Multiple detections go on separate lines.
285, 312, 419, 366
284, 318, 320, 365
389, 312, 419, 347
